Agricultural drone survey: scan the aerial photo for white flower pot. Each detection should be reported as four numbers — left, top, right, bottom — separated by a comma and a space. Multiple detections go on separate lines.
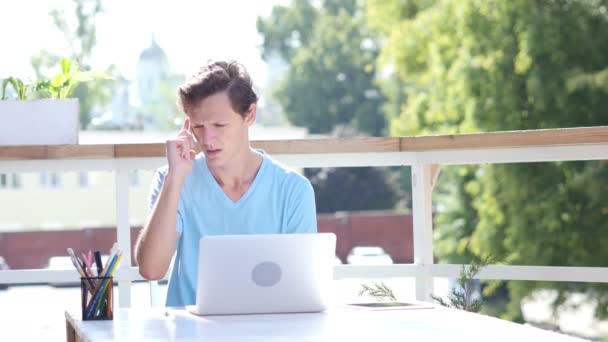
0, 99, 79, 145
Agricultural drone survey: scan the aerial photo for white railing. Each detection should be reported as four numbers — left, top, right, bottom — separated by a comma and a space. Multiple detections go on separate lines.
1, 126, 607, 308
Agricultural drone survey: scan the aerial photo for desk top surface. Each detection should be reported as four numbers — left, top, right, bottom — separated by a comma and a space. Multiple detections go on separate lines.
65, 305, 584, 342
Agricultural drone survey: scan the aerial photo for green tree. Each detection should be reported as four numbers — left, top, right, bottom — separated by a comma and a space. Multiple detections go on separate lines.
259, 0, 402, 214
368, 0, 608, 320
367, 0, 481, 264
309, 166, 402, 213
31, 0, 113, 128
258, 0, 386, 136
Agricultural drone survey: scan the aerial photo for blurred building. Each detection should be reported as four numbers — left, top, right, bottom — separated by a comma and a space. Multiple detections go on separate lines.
136, 36, 171, 106
256, 52, 289, 126
89, 36, 182, 131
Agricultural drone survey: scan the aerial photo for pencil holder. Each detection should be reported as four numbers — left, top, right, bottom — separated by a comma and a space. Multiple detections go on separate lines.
81, 276, 113, 320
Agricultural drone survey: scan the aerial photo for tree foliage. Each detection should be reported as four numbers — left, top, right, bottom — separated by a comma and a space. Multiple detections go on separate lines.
257, 0, 386, 136
258, 0, 402, 214
307, 165, 401, 213
367, 0, 608, 319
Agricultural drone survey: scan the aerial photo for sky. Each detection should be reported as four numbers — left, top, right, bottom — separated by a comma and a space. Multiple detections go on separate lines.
0, 0, 288, 85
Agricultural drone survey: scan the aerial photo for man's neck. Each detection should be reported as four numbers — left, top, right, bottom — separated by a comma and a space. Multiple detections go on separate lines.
209, 148, 263, 189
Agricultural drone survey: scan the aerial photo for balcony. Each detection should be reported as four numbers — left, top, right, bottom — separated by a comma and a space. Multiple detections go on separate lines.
0, 126, 607, 339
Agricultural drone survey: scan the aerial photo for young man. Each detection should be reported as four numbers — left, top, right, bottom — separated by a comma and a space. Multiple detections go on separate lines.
135, 60, 317, 307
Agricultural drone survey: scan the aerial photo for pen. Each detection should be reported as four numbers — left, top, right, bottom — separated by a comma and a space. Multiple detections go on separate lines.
96, 252, 122, 316
81, 253, 93, 276
79, 258, 91, 277
99, 243, 119, 277
94, 251, 103, 276
87, 251, 122, 318
87, 250, 93, 270
67, 248, 94, 293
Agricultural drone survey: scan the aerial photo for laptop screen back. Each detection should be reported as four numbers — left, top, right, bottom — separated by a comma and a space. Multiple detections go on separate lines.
191, 233, 336, 315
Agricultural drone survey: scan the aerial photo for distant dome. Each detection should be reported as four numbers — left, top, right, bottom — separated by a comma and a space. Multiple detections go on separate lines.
139, 37, 168, 62
136, 35, 171, 105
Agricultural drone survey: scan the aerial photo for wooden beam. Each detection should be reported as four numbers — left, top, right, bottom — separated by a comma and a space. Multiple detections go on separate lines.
46, 145, 114, 159
114, 144, 166, 158
252, 137, 400, 154
0, 146, 46, 160
400, 126, 608, 151
0, 126, 606, 161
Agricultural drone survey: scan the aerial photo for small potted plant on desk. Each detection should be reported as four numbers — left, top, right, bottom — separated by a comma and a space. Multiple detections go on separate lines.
0, 58, 109, 146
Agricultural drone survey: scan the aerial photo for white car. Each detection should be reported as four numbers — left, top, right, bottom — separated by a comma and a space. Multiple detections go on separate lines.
0, 256, 10, 290
346, 246, 393, 265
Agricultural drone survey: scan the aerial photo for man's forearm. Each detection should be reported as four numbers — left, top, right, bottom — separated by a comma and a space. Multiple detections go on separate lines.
136, 173, 184, 280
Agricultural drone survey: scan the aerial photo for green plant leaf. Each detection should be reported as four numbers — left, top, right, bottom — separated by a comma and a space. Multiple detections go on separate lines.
59, 58, 73, 75
2, 58, 111, 101
62, 82, 79, 99
50, 73, 69, 88
9, 78, 28, 100
68, 61, 80, 78
33, 80, 52, 99
1, 78, 12, 100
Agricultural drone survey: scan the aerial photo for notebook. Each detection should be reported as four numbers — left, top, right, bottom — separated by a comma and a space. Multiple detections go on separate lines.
187, 233, 336, 316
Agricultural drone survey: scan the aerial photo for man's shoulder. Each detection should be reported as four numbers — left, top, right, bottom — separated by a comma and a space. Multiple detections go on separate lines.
263, 154, 311, 188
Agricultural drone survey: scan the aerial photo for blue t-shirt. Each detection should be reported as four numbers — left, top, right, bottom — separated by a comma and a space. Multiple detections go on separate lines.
148, 150, 317, 307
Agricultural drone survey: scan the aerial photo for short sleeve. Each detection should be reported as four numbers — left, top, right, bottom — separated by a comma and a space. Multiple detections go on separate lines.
148, 168, 185, 234
285, 179, 318, 233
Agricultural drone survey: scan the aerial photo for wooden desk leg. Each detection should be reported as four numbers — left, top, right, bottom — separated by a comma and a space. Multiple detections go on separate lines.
66, 318, 76, 342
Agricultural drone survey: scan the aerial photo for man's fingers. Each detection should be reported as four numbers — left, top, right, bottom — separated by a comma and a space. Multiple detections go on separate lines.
180, 139, 188, 159
176, 118, 191, 137
167, 136, 197, 161
167, 139, 185, 158
187, 134, 197, 150
178, 123, 195, 140
177, 129, 198, 151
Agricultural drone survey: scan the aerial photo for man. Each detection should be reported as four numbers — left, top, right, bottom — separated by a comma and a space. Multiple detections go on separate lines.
135, 60, 317, 307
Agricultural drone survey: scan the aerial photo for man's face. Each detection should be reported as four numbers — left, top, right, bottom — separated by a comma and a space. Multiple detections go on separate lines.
187, 91, 255, 167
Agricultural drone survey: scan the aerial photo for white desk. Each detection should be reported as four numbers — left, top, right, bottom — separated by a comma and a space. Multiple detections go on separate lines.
65, 306, 584, 341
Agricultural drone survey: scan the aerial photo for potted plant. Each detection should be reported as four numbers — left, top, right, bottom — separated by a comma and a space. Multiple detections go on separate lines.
0, 58, 108, 146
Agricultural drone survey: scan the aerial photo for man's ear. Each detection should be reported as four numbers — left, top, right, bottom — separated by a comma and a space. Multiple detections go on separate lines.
243, 103, 256, 126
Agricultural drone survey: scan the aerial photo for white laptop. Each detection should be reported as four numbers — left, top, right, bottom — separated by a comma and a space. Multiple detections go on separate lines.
187, 233, 336, 316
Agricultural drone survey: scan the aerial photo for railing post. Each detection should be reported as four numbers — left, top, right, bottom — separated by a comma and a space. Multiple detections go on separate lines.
115, 166, 132, 308
411, 163, 434, 301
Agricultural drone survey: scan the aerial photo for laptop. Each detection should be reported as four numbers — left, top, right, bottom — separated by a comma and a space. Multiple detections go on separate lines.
187, 233, 336, 316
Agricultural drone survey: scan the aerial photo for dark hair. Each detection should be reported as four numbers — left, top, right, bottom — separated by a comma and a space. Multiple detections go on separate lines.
177, 60, 258, 117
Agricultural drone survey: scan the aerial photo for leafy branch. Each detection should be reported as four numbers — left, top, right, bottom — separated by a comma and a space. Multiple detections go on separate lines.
431, 255, 497, 313
358, 255, 497, 313
359, 281, 397, 302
